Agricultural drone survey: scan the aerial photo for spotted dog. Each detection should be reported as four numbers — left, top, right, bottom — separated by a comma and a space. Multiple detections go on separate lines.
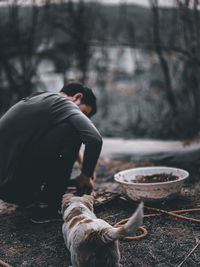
62, 194, 143, 267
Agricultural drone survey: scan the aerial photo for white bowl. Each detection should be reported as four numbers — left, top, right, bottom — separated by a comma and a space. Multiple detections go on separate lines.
114, 166, 189, 202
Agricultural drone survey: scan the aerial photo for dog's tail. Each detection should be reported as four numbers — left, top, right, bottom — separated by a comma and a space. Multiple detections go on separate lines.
100, 202, 144, 243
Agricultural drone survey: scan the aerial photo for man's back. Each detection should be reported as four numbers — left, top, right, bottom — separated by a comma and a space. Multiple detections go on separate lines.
0, 92, 81, 186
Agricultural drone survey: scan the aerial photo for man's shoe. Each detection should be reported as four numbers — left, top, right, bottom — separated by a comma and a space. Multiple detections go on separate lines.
30, 205, 62, 224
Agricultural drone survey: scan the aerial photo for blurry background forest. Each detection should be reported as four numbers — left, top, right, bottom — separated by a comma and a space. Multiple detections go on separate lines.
0, 0, 200, 139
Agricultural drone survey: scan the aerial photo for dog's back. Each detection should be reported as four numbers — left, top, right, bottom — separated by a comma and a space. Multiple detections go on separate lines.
62, 194, 143, 267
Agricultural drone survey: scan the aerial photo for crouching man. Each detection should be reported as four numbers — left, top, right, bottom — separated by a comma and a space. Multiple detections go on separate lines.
0, 82, 102, 223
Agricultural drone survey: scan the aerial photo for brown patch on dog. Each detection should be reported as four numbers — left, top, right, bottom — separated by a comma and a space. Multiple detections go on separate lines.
69, 216, 86, 229
80, 219, 93, 224
65, 209, 83, 223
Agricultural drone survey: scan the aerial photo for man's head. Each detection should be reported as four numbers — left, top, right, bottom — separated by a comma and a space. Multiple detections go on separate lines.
60, 82, 97, 117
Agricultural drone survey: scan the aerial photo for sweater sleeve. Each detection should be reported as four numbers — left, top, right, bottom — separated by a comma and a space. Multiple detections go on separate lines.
67, 113, 103, 177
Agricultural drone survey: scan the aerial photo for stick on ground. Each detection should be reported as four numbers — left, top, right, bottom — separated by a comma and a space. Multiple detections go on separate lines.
177, 240, 200, 267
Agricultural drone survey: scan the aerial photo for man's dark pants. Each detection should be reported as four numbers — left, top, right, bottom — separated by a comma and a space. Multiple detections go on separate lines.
0, 122, 81, 208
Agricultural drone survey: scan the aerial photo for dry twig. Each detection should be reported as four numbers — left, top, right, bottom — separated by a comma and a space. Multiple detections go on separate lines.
176, 239, 200, 267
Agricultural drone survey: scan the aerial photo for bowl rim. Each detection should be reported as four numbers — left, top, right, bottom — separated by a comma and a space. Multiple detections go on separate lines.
114, 166, 189, 186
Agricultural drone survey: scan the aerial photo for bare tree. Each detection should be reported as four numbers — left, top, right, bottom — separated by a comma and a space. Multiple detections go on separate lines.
0, 1, 46, 114
149, 0, 177, 113
175, 0, 200, 133
52, 0, 95, 83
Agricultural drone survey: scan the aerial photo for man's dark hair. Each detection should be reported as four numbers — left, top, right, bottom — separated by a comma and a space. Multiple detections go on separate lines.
60, 82, 97, 117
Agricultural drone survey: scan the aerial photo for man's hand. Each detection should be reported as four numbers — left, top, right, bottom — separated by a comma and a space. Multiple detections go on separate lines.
76, 173, 94, 196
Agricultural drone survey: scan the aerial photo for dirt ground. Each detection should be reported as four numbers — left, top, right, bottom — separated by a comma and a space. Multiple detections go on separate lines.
0, 158, 200, 267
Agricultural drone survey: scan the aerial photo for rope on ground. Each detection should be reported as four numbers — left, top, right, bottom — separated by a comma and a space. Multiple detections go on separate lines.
114, 203, 200, 240
114, 220, 148, 240
144, 205, 200, 223
0, 259, 12, 267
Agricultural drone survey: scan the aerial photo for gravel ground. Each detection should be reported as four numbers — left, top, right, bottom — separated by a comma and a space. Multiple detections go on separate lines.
0, 158, 200, 267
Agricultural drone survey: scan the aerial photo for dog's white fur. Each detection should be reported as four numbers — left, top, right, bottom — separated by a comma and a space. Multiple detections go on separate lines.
62, 194, 143, 267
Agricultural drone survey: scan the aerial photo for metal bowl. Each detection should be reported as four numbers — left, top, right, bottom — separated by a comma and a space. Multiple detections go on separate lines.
114, 166, 189, 202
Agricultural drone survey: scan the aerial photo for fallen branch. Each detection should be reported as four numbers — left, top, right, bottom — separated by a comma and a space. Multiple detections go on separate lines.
177, 240, 200, 267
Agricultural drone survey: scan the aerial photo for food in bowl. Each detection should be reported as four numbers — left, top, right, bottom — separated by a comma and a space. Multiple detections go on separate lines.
132, 173, 179, 184
114, 166, 189, 202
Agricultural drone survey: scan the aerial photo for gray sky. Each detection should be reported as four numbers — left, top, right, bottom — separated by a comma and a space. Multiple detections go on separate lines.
101, 0, 174, 7
0, 0, 175, 7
